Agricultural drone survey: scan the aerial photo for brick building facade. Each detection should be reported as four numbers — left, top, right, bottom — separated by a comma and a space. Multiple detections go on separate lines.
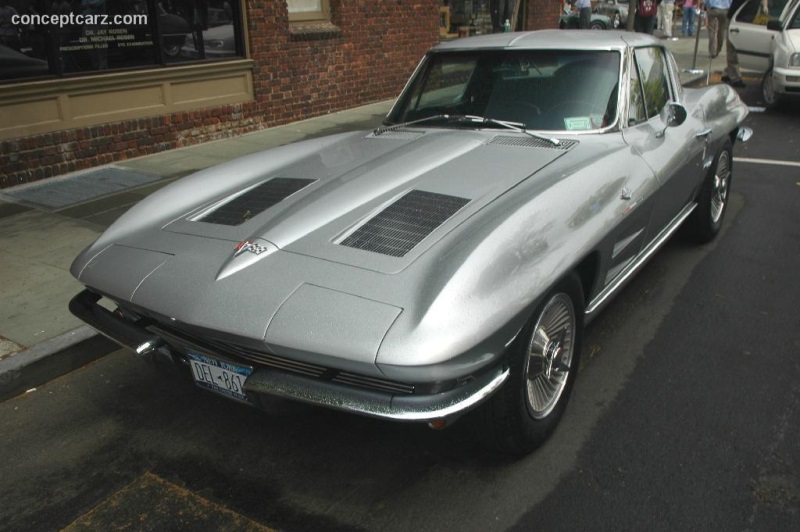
0, 1, 560, 189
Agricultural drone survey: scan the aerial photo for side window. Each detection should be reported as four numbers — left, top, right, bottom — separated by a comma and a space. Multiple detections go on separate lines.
790, 5, 800, 28
628, 56, 647, 126
736, 0, 763, 23
632, 47, 671, 120
736, 0, 790, 23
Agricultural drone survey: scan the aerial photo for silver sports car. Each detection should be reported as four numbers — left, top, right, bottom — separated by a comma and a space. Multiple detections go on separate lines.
70, 31, 751, 454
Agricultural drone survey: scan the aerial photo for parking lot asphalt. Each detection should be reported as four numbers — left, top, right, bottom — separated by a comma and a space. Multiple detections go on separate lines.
0, 33, 735, 401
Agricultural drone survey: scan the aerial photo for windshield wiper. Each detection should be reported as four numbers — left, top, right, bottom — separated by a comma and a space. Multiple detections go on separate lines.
375, 113, 560, 146
373, 114, 452, 136
455, 115, 561, 147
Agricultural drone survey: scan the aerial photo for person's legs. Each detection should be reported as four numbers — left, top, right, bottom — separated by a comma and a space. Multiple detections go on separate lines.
707, 12, 720, 57
664, 4, 674, 37
579, 7, 592, 29
645, 15, 656, 34
723, 28, 744, 86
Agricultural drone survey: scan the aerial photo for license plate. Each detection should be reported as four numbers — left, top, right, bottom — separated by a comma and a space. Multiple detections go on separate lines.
187, 350, 252, 402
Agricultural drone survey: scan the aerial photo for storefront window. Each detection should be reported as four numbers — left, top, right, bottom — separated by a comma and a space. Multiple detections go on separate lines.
440, 1, 510, 38
0, 0, 244, 82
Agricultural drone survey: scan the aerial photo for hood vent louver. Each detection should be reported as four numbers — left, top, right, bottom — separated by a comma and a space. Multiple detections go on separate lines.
367, 130, 425, 141
196, 177, 315, 226
340, 190, 470, 258
490, 135, 576, 150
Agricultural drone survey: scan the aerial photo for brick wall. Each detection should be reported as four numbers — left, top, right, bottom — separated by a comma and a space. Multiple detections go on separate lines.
0, 0, 440, 189
525, 0, 562, 30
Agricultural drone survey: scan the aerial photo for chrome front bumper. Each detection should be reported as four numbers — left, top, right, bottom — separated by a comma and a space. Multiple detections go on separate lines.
69, 289, 509, 424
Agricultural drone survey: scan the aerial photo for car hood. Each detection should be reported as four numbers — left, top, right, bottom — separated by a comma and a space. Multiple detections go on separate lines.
115, 128, 575, 275
72, 128, 595, 372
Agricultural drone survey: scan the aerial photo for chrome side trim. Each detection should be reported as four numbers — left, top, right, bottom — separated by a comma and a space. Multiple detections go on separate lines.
245, 365, 510, 422
585, 201, 697, 318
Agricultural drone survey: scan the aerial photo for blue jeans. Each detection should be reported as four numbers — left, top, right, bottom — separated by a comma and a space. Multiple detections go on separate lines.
682, 7, 695, 36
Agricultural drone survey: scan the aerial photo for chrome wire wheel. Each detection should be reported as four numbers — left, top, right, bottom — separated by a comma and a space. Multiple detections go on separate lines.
525, 293, 576, 419
710, 149, 731, 224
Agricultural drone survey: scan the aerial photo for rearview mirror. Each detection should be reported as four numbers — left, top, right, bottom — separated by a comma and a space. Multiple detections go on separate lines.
767, 19, 782, 31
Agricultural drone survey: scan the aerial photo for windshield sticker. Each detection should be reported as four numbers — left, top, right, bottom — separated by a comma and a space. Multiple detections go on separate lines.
564, 116, 592, 130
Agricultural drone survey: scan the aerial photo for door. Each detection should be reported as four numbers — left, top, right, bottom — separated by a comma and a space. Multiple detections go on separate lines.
621, 46, 707, 242
729, 0, 794, 72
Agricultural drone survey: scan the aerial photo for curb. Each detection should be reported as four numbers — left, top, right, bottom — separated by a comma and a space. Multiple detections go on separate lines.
0, 326, 118, 402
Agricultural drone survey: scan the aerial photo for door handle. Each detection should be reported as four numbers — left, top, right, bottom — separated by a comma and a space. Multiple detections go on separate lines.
730, 28, 740, 33
695, 128, 712, 139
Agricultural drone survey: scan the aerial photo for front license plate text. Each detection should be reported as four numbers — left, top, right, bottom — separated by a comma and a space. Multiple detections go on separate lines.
188, 351, 252, 402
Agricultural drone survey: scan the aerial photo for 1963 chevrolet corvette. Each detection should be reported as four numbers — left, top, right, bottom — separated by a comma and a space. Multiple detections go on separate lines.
70, 30, 751, 454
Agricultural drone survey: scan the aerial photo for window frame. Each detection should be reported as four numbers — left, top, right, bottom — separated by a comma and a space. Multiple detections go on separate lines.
628, 46, 675, 125
287, 0, 331, 22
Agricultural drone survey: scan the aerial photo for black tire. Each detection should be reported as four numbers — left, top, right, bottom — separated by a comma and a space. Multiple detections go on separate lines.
469, 274, 584, 455
162, 38, 182, 58
762, 68, 782, 110
590, 20, 606, 30
684, 139, 733, 243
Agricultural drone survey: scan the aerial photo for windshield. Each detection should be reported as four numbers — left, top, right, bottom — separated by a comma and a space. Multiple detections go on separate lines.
389, 49, 622, 132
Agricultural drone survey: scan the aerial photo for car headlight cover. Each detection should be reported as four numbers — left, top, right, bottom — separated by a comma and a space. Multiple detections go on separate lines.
790, 53, 800, 68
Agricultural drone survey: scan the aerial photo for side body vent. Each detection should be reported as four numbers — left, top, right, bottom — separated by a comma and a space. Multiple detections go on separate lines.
340, 190, 470, 257
490, 135, 576, 150
197, 178, 315, 226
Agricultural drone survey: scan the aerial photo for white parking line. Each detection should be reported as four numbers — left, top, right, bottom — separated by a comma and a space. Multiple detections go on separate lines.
734, 157, 800, 168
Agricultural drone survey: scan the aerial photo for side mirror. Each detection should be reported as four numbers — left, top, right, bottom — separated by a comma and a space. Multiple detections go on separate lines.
767, 19, 782, 31
656, 102, 687, 138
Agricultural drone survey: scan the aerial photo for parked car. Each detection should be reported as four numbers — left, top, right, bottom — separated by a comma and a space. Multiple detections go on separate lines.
0, 45, 48, 80
179, 23, 236, 60
560, 12, 614, 30
158, 5, 192, 58
70, 30, 750, 455
729, 0, 800, 107
595, 0, 629, 29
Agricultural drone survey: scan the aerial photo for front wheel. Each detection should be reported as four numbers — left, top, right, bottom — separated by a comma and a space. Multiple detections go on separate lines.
684, 139, 733, 243
590, 20, 606, 30
762, 68, 781, 109
470, 274, 584, 455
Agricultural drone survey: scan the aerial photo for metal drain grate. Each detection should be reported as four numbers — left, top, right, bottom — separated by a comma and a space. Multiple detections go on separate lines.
2, 167, 163, 210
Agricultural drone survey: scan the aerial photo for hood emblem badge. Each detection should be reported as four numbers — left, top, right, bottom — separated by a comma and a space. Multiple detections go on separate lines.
234, 240, 269, 257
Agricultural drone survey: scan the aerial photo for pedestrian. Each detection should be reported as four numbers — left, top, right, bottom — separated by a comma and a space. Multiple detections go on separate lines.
705, 0, 731, 58
635, 0, 660, 34
681, 0, 696, 36
721, 0, 749, 87
575, 0, 592, 29
662, 0, 676, 37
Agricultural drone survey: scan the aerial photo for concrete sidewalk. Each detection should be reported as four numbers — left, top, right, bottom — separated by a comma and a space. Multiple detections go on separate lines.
0, 33, 734, 401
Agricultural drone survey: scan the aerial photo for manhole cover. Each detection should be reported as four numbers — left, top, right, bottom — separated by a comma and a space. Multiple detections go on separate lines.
2, 167, 162, 210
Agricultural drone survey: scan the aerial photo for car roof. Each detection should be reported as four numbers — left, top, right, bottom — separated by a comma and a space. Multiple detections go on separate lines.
432, 29, 660, 52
